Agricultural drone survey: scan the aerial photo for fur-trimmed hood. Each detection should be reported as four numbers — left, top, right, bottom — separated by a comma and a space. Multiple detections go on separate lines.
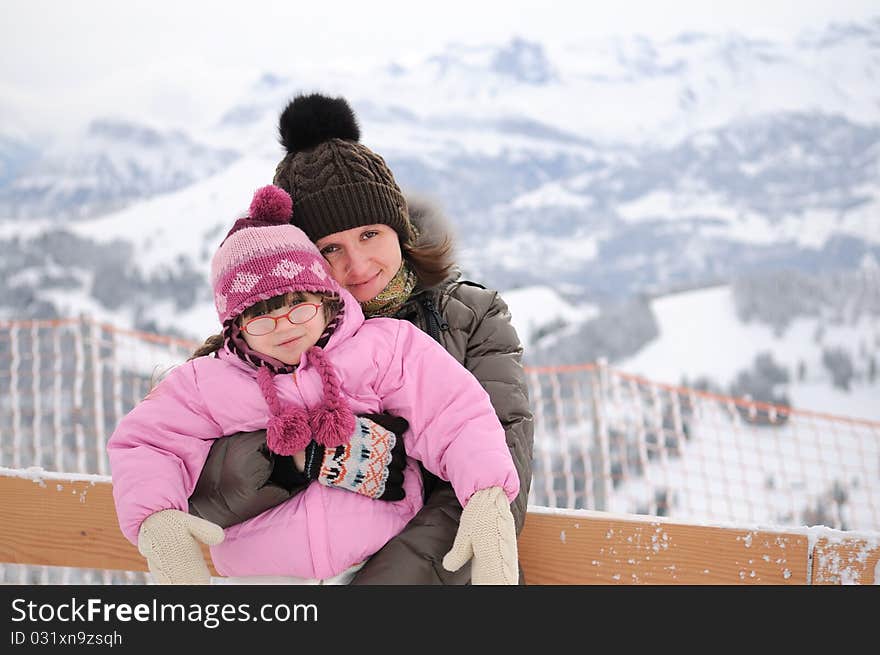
406, 194, 456, 250
404, 193, 461, 288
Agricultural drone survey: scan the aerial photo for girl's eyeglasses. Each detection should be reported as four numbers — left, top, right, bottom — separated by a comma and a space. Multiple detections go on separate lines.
241, 303, 322, 337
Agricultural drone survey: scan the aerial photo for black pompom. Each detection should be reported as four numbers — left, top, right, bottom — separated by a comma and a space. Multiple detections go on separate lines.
278, 93, 361, 154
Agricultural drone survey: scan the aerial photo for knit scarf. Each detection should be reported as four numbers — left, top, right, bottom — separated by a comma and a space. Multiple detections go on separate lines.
360, 262, 417, 318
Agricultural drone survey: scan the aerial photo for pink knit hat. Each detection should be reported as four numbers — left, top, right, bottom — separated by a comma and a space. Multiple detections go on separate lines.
211, 184, 341, 325
211, 185, 355, 453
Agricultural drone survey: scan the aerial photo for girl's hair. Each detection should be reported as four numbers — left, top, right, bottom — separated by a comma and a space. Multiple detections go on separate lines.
188, 291, 342, 361
189, 333, 225, 360
402, 235, 455, 288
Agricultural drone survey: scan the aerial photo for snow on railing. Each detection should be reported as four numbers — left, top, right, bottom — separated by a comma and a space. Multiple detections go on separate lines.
1, 317, 878, 582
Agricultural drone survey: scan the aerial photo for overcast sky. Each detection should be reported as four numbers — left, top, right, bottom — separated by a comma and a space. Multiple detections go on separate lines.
2, 0, 878, 132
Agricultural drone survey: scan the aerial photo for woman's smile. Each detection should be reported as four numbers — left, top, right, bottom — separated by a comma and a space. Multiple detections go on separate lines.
348, 271, 380, 288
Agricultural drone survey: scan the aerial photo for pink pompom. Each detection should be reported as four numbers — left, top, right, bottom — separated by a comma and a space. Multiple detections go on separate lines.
249, 185, 292, 224
309, 404, 356, 449
266, 408, 311, 455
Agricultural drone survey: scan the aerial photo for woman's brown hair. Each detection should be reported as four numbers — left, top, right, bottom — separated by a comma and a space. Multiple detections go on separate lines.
402, 235, 456, 289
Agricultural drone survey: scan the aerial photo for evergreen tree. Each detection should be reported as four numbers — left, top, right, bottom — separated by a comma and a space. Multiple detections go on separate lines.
822, 347, 854, 391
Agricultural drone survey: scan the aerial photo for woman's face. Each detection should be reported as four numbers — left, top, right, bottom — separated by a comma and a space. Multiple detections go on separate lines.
315, 224, 403, 302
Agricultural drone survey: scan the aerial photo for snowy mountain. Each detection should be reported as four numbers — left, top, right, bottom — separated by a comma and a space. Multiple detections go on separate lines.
0, 119, 238, 221
1, 18, 879, 419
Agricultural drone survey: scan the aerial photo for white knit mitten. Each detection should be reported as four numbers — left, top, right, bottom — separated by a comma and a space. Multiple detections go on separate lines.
137, 509, 225, 585
442, 486, 518, 585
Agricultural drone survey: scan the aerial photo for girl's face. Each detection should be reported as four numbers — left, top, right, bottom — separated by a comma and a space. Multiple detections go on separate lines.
241, 292, 328, 365
314, 224, 403, 303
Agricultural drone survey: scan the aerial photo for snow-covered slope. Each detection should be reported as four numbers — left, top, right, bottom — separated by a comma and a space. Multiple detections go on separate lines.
500, 285, 599, 346
617, 284, 880, 421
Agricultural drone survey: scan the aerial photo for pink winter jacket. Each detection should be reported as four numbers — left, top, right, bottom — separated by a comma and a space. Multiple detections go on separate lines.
107, 294, 519, 579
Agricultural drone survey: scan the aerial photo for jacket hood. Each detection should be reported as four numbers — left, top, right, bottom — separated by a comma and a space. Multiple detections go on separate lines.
405, 193, 461, 289
323, 286, 365, 352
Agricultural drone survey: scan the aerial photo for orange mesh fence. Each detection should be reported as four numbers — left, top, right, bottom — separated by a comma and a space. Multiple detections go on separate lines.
1, 316, 878, 570
527, 361, 880, 532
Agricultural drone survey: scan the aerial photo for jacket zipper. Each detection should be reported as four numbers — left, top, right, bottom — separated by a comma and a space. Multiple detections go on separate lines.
421, 297, 448, 343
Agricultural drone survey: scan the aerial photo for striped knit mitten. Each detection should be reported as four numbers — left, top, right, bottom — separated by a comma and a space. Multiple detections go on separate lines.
303, 414, 408, 501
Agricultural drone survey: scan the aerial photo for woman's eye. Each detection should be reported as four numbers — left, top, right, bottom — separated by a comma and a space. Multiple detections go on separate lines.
320, 245, 339, 256
362, 230, 379, 240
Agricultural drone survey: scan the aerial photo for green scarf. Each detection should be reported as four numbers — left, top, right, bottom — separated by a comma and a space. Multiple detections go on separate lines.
360, 262, 417, 318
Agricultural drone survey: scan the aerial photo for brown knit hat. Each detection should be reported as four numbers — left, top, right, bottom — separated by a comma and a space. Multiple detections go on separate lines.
272, 93, 416, 245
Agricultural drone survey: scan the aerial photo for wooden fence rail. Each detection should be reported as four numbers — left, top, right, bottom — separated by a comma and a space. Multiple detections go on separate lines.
1, 468, 878, 584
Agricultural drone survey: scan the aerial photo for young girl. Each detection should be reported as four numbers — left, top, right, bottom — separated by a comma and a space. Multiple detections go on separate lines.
107, 185, 520, 585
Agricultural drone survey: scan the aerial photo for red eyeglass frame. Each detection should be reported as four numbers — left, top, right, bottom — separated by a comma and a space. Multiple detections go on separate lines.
241, 303, 323, 336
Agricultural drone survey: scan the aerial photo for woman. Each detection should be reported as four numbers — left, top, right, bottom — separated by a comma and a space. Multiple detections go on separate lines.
192, 93, 533, 584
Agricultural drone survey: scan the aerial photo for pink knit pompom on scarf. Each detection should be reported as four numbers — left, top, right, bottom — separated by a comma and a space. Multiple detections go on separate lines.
266, 408, 311, 456
257, 367, 311, 455
256, 347, 355, 455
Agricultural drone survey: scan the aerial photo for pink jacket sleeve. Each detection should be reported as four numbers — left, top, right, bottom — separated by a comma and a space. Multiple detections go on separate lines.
374, 320, 520, 508
107, 362, 222, 544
